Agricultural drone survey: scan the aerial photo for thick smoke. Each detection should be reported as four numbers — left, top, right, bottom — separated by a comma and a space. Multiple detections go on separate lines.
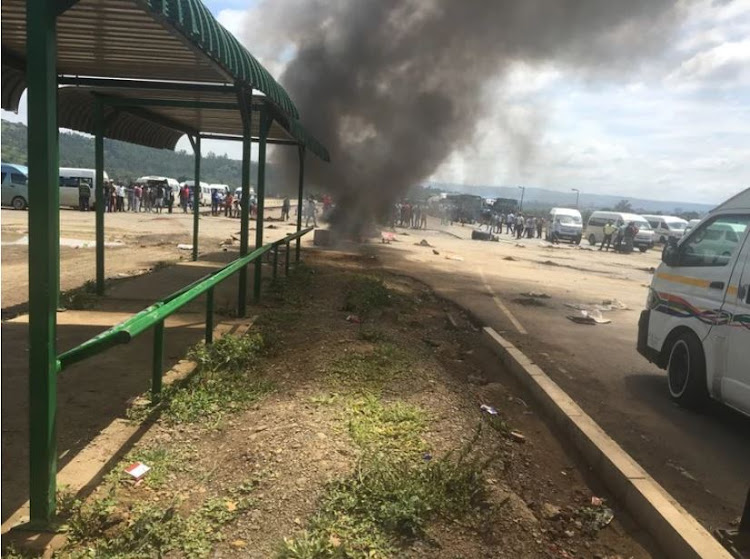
250, 0, 688, 232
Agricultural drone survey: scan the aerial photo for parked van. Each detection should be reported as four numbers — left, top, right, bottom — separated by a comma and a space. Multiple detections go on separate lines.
59, 167, 109, 208
637, 188, 750, 417
1, 163, 29, 209
180, 180, 210, 205
137, 176, 180, 194
585, 211, 655, 252
642, 215, 689, 244
545, 207, 583, 244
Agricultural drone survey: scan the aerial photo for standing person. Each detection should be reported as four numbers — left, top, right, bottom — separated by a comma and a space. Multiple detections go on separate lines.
126, 184, 133, 212
600, 221, 616, 251
180, 184, 189, 213
536, 217, 544, 238
305, 195, 317, 227
133, 184, 142, 213
281, 196, 291, 221
528, 217, 535, 239
211, 188, 220, 216
109, 182, 117, 213
516, 214, 524, 239
116, 183, 125, 212
155, 182, 164, 214
166, 184, 174, 214
224, 191, 234, 217
412, 205, 420, 228
420, 205, 428, 229
506, 212, 514, 234
78, 179, 91, 211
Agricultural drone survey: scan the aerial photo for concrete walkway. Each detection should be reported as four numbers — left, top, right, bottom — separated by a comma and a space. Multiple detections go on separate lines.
1, 247, 289, 523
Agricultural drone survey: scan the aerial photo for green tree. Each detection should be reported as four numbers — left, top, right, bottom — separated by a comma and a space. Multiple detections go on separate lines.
614, 199, 633, 212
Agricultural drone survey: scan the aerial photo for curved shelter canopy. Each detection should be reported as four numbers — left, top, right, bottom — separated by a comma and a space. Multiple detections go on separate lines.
56, 84, 330, 160
1, 0, 298, 118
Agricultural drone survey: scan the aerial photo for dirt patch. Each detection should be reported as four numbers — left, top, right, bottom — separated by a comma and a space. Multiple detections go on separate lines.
513, 297, 548, 307
36, 250, 655, 559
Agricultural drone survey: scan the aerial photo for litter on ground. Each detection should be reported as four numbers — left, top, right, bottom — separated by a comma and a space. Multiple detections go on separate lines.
566, 309, 611, 325
480, 404, 498, 415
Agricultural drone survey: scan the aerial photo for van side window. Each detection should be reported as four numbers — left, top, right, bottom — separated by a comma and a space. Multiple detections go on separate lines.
588, 217, 606, 227
10, 173, 27, 185
679, 215, 750, 267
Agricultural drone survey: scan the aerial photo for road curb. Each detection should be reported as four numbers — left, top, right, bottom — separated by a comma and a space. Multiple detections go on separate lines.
482, 326, 731, 559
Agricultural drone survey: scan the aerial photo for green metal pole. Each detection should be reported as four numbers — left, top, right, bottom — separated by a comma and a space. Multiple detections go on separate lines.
272, 245, 279, 281
205, 287, 214, 345
152, 321, 164, 401
296, 146, 305, 263
254, 111, 271, 303
26, 0, 59, 529
238, 90, 252, 318
285, 240, 290, 276
95, 98, 105, 295
192, 135, 201, 262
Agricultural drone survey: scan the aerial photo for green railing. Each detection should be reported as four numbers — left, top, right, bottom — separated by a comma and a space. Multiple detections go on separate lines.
57, 227, 313, 400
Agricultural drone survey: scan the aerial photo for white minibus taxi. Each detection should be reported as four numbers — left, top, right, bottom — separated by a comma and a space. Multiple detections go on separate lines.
642, 215, 689, 244
1, 163, 29, 209
59, 167, 109, 208
586, 211, 655, 252
637, 188, 750, 416
545, 207, 583, 244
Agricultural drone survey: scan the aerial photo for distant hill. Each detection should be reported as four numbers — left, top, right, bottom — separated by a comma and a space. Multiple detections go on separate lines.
427, 182, 716, 216
1, 120, 285, 191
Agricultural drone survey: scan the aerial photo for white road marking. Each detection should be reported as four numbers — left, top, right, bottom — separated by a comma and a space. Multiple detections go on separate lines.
478, 268, 528, 335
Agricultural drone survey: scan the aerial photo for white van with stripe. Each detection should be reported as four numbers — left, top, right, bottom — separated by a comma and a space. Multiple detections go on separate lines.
637, 188, 750, 416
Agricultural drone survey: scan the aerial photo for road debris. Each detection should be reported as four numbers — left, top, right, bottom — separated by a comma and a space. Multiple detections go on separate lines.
521, 291, 551, 299
177, 244, 193, 251
415, 239, 433, 247
480, 404, 498, 415
514, 297, 547, 307
432, 249, 440, 255
471, 230, 498, 241
509, 430, 526, 443
445, 254, 464, 261
503, 256, 517, 261
541, 502, 562, 520
345, 314, 362, 324
566, 309, 611, 325
124, 461, 150, 481
381, 232, 396, 244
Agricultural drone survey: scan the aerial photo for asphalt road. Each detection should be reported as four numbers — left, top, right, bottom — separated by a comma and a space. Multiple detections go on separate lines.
374, 221, 750, 531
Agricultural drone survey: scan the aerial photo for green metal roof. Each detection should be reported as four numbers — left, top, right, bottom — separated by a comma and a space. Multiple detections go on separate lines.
55, 85, 330, 161
1, 0, 299, 119
141, 0, 299, 119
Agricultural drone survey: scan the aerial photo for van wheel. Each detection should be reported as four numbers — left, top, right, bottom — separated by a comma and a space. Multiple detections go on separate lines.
574, 236, 582, 245
666, 331, 708, 410
588, 234, 596, 246
12, 196, 27, 210
639, 246, 648, 253
660, 235, 667, 244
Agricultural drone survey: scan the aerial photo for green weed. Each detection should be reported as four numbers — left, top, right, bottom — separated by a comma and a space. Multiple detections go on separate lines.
187, 333, 264, 373
326, 344, 409, 389
343, 276, 391, 319
61, 494, 252, 559
277, 428, 493, 558
356, 327, 389, 343
345, 395, 427, 455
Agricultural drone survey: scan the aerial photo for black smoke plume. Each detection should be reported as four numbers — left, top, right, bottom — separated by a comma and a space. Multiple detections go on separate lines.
248, 0, 688, 232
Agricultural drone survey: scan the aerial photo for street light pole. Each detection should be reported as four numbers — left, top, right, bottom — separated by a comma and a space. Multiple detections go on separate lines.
518, 186, 526, 212
571, 188, 580, 209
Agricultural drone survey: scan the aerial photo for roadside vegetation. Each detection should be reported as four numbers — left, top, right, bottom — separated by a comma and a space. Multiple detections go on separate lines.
27, 253, 646, 559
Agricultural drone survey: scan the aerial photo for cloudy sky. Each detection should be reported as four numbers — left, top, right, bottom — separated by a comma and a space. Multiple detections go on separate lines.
3, 0, 748, 205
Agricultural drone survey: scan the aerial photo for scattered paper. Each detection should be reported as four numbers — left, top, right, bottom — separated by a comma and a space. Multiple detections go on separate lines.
124, 461, 150, 480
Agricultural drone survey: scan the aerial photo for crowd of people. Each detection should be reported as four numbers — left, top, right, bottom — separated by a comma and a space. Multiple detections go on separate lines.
481, 212, 546, 239
392, 202, 429, 229
78, 180, 181, 214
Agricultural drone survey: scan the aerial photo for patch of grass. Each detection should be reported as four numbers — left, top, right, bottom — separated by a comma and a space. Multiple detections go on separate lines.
343, 275, 391, 318
188, 333, 264, 373
326, 343, 409, 389
268, 262, 315, 305
162, 369, 273, 426
120, 447, 185, 489
59, 286, 97, 310
62, 493, 252, 559
345, 395, 427, 455
151, 260, 173, 272
253, 308, 302, 353
277, 428, 493, 558
356, 326, 389, 343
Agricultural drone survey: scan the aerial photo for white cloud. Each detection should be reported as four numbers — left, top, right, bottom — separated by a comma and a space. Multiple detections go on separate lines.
667, 39, 750, 88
